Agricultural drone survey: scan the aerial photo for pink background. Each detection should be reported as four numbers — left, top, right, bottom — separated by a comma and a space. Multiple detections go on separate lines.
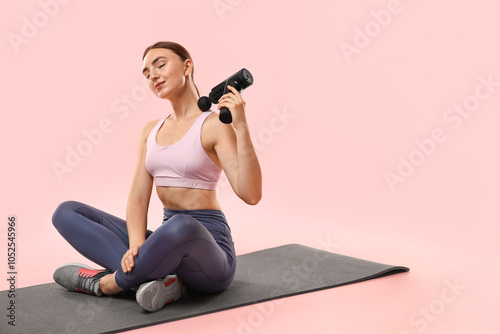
1, 0, 498, 333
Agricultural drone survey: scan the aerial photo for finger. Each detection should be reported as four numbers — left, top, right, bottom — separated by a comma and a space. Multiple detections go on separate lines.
124, 251, 133, 271
225, 85, 242, 99
218, 88, 238, 102
218, 95, 231, 103
220, 96, 237, 106
128, 254, 134, 268
219, 90, 238, 102
218, 101, 235, 110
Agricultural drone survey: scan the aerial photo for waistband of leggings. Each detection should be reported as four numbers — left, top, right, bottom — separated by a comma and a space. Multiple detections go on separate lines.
162, 208, 224, 215
162, 208, 227, 223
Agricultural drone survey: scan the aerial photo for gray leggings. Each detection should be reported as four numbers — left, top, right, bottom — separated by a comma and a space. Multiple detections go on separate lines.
52, 200, 236, 293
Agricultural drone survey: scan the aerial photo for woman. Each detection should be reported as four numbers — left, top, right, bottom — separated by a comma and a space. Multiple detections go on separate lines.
51, 41, 262, 313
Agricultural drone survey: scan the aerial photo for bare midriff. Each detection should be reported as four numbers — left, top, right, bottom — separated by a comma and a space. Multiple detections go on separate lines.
156, 186, 223, 211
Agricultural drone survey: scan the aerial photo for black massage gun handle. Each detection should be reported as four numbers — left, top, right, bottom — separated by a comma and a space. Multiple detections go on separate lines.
218, 81, 242, 124
212, 80, 243, 124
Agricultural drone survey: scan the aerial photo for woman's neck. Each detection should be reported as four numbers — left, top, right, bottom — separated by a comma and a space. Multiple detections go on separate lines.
168, 85, 201, 121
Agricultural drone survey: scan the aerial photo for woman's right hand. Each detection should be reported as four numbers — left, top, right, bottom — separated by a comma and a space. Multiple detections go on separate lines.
122, 245, 140, 273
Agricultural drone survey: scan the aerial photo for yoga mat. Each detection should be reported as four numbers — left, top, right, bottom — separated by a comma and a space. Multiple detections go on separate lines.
0, 243, 409, 334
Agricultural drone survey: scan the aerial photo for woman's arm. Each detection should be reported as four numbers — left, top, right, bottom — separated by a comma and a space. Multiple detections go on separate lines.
215, 86, 262, 205
126, 121, 156, 247
234, 123, 262, 204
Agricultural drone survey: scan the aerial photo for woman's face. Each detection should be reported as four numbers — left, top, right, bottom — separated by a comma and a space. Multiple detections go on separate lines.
142, 48, 191, 100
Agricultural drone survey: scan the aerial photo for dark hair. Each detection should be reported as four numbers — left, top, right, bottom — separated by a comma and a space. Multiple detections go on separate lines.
142, 41, 200, 97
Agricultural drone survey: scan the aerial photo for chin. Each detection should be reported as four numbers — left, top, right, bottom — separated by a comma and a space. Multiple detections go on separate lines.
155, 90, 169, 100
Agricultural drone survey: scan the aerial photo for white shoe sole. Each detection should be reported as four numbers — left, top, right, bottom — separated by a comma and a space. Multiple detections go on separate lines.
136, 275, 183, 312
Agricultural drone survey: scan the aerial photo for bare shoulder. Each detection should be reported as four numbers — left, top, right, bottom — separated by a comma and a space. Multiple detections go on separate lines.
204, 110, 236, 146
139, 118, 161, 142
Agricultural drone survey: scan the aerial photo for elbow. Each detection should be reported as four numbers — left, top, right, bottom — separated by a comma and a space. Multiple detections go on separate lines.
243, 194, 262, 206
237, 182, 262, 205
245, 198, 260, 206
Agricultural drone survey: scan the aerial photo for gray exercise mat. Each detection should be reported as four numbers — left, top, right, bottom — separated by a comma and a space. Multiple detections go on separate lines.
0, 243, 409, 334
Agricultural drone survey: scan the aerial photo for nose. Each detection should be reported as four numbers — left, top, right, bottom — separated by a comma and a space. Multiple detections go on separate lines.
148, 66, 160, 81
150, 71, 160, 82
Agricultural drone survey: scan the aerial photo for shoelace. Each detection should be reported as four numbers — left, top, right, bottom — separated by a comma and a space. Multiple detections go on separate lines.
76, 270, 108, 296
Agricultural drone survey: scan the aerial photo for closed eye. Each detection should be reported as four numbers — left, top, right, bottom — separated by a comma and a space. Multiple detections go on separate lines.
146, 63, 166, 79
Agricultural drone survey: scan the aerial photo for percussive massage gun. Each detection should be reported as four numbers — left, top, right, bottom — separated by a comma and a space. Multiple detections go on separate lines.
198, 68, 254, 124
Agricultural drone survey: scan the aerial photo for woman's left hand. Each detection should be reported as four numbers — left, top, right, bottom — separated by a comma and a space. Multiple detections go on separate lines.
217, 85, 247, 129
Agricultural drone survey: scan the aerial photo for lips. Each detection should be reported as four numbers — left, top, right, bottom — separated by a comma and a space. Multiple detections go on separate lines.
155, 81, 165, 89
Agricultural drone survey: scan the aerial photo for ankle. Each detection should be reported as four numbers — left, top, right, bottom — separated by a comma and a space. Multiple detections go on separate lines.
98, 275, 110, 295
98, 277, 105, 295
99, 273, 123, 295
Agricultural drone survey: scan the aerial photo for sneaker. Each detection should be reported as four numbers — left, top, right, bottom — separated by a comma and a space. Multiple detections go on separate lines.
136, 275, 183, 312
53, 262, 113, 297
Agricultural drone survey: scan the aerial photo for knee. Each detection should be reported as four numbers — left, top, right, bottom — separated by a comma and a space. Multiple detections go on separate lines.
52, 200, 81, 229
160, 214, 199, 241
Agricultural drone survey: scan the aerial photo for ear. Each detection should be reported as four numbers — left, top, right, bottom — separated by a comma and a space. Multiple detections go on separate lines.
184, 59, 193, 76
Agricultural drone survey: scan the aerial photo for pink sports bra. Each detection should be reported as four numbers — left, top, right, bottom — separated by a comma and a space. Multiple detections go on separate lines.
145, 111, 222, 190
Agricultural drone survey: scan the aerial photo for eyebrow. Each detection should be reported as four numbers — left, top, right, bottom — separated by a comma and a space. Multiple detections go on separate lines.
142, 56, 167, 74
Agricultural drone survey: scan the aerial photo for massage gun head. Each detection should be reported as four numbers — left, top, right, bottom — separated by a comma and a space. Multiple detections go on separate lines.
198, 96, 211, 111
